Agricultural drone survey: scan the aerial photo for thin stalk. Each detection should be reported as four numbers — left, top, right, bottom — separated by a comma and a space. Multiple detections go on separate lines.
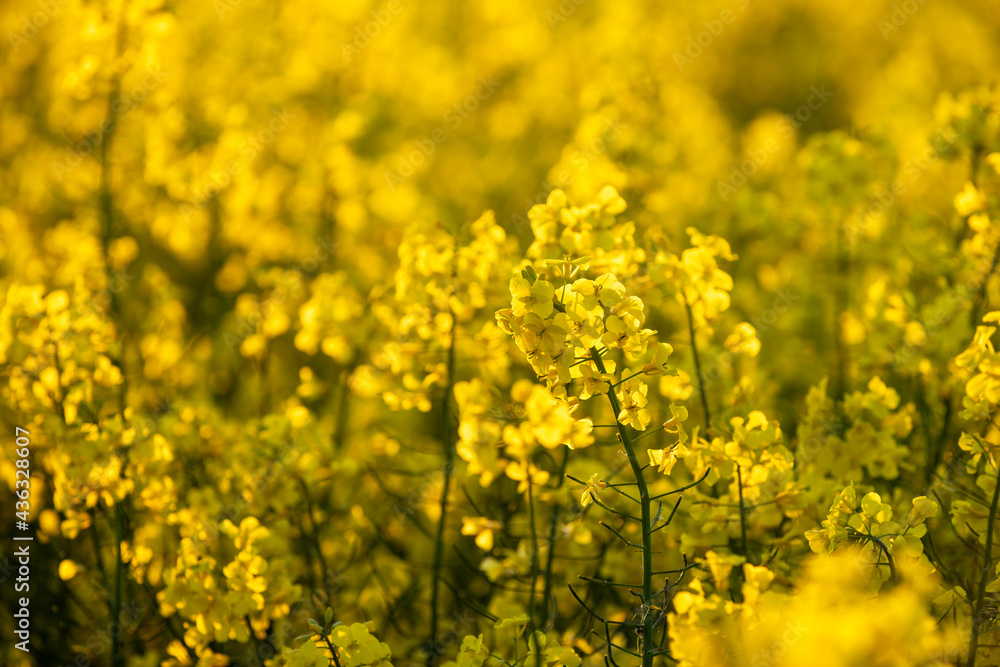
649, 497, 683, 535
244, 615, 262, 655
88, 508, 109, 592
578, 575, 642, 589
847, 528, 898, 583
427, 315, 458, 667
541, 452, 570, 628
683, 297, 711, 433
529, 628, 542, 667
969, 142, 984, 188
606, 486, 640, 504
834, 215, 848, 399
527, 469, 540, 631
736, 465, 750, 564
298, 478, 332, 601
589, 494, 641, 521
101, 20, 126, 662
651, 562, 700, 576
915, 376, 939, 485
111, 500, 124, 667
611, 371, 645, 388
933, 396, 953, 477
590, 347, 654, 667
600, 521, 642, 548
320, 632, 343, 667
526, 469, 546, 667
972, 240, 1000, 328
633, 423, 668, 442
967, 459, 1000, 667
99, 4, 128, 267
651, 469, 712, 500
258, 356, 267, 418
100, 12, 132, 667
332, 361, 355, 450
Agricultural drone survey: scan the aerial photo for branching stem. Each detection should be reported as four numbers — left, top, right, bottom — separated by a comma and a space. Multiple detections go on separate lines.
683, 296, 711, 433
967, 459, 1000, 667
589, 347, 654, 667
427, 314, 457, 667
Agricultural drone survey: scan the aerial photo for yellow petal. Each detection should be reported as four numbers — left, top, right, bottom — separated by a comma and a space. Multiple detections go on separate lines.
58, 560, 78, 581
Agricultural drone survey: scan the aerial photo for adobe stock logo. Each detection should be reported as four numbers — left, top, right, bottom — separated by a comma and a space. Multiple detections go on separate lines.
51, 63, 168, 181
384, 76, 502, 190
341, 1, 405, 66
673, 0, 750, 72
7, 0, 71, 52
716, 85, 833, 202
878, 0, 930, 39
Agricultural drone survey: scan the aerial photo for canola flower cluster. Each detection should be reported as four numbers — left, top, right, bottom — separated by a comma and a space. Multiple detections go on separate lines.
3, 0, 1000, 666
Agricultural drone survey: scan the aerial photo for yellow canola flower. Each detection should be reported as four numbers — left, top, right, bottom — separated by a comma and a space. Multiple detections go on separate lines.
907, 496, 939, 528
616, 378, 651, 430
641, 342, 674, 375
505, 461, 550, 493
524, 384, 577, 448
955, 180, 986, 216
461, 516, 502, 550
59, 559, 79, 581
510, 277, 555, 318
573, 360, 615, 400
988, 151, 1000, 175
579, 474, 607, 507
648, 440, 692, 475
240, 333, 268, 359
571, 273, 626, 311
724, 323, 760, 357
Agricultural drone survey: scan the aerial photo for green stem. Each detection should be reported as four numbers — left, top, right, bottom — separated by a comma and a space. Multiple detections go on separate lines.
915, 376, 939, 485
611, 371, 645, 388
971, 240, 1000, 329
590, 347, 654, 667
99, 2, 131, 366
578, 575, 642, 588
651, 469, 712, 500
633, 422, 668, 442
683, 296, 711, 433
541, 509, 560, 629
971, 143, 984, 188
528, 625, 542, 667
99, 9, 126, 268
88, 508, 109, 592
736, 464, 750, 564
967, 459, 1000, 667
541, 513, 561, 629
298, 477, 332, 601
834, 215, 848, 399
332, 360, 357, 450
541, 451, 569, 629
100, 12, 131, 667
427, 316, 457, 667
320, 632, 343, 667
111, 500, 124, 667
527, 468, 540, 632
244, 615, 262, 655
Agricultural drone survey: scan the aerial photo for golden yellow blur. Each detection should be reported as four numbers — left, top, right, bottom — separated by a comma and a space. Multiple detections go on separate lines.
2, 0, 1000, 665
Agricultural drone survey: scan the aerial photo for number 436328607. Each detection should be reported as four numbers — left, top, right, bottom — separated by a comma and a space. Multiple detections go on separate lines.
15, 427, 30, 524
